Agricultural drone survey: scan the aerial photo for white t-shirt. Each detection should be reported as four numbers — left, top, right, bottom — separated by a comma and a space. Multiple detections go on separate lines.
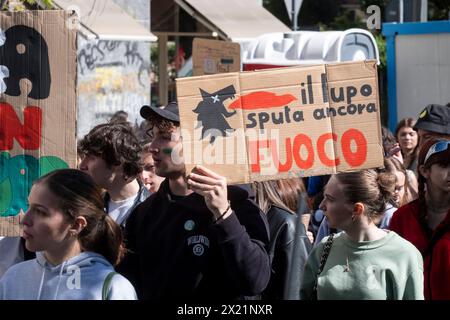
108, 194, 138, 226
0, 237, 23, 278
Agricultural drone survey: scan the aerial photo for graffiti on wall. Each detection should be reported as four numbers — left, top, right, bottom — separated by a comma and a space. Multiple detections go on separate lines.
77, 39, 151, 138
78, 41, 149, 86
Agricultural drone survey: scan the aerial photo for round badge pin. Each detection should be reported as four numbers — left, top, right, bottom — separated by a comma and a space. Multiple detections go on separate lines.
184, 220, 195, 231
193, 244, 204, 256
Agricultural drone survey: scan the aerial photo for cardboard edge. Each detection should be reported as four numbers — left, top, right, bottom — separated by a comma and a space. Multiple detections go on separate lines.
176, 71, 241, 83
372, 60, 384, 169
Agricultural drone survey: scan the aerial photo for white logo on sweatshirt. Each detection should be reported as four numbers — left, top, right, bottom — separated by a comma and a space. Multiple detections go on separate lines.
187, 235, 210, 257
187, 235, 210, 247
66, 265, 81, 290
192, 244, 204, 256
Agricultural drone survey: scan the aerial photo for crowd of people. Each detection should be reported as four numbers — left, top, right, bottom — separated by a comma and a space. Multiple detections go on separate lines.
0, 102, 448, 300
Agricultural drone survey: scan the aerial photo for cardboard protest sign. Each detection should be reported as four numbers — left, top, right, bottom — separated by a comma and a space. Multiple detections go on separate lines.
0, 11, 77, 236
176, 60, 383, 185
192, 38, 240, 76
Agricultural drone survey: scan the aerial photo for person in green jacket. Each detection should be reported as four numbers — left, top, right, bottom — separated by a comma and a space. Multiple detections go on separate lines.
301, 169, 424, 300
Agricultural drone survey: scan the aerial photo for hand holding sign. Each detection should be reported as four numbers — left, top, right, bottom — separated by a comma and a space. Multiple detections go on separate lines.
187, 165, 231, 221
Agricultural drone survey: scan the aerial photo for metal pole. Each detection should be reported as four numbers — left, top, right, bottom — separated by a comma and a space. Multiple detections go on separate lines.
421, 0, 428, 22
292, 0, 297, 31
399, 0, 404, 23
158, 34, 168, 106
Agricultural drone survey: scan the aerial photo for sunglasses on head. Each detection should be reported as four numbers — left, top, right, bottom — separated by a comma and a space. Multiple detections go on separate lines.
423, 140, 450, 164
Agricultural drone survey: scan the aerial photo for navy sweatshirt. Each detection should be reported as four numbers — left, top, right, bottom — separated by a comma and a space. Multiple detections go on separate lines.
118, 179, 271, 300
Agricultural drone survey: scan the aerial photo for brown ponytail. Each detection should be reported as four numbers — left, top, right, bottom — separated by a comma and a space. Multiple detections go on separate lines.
78, 214, 126, 266
35, 169, 125, 266
334, 169, 395, 221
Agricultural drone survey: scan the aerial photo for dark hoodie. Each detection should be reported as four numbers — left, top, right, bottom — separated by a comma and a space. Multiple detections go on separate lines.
118, 179, 271, 300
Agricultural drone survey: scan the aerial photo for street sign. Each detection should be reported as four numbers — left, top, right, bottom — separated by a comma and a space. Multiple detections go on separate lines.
284, 0, 303, 30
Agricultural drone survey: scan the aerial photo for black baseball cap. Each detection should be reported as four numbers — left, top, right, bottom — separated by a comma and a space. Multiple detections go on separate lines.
140, 101, 180, 122
414, 104, 450, 135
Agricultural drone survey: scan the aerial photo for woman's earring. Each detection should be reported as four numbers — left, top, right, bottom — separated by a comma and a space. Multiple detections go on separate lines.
351, 215, 356, 222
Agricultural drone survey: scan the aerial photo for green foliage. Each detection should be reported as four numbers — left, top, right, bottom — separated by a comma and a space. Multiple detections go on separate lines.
374, 34, 386, 71
360, 0, 450, 21
429, 0, 450, 20
150, 42, 176, 82
264, 0, 450, 31
298, 0, 342, 28
359, 0, 389, 15
263, 0, 343, 30
327, 10, 366, 31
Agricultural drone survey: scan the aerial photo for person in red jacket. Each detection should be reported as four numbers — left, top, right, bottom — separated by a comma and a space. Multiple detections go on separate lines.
390, 139, 450, 299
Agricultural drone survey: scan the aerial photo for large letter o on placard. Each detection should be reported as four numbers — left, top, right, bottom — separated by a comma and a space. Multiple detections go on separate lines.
341, 129, 367, 167
293, 134, 314, 169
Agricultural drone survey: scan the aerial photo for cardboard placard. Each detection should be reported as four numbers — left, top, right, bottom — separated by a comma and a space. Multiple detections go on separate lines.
192, 38, 240, 76
176, 60, 383, 184
0, 11, 77, 236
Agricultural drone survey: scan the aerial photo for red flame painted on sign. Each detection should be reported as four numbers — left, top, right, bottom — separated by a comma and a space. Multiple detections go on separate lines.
229, 92, 297, 110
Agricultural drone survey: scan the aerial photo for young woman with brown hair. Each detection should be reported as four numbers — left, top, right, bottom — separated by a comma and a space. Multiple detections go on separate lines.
0, 169, 136, 300
314, 157, 417, 244
395, 118, 419, 173
301, 170, 424, 300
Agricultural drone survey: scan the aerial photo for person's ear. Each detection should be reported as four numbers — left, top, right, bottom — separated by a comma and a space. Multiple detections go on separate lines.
352, 202, 365, 219
114, 164, 130, 182
69, 216, 87, 236
418, 165, 430, 179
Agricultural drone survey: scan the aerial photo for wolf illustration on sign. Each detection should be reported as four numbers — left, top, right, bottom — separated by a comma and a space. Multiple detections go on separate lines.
193, 85, 237, 144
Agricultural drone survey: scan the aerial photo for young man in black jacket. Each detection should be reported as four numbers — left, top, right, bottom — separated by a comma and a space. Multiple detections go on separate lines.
118, 102, 271, 300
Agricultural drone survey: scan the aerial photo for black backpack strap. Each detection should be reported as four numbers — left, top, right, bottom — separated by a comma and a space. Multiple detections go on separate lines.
311, 233, 334, 299
317, 233, 335, 275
